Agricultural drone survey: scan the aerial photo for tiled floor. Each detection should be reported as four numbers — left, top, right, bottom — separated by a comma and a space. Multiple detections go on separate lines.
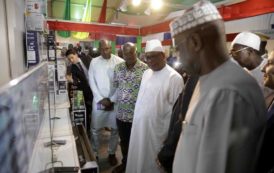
96, 129, 122, 173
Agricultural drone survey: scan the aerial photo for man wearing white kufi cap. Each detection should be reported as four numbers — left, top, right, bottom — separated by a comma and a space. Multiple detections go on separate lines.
230, 32, 273, 99
170, 1, 266, 173
125, 39, 183, 173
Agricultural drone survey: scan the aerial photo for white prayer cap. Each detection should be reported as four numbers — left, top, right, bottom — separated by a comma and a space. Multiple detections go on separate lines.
231, 32, 260, 51
169, 0, 222, 37
145, 39, 164, 53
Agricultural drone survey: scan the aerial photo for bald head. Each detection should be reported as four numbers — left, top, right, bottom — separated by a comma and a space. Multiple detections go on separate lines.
123, 42, 136, 54
99, 40, 112, 59
122, 42, 137, 69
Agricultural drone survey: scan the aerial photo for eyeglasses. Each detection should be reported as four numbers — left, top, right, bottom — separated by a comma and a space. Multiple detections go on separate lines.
144, 53, 160, 62
229, 47, 249, 56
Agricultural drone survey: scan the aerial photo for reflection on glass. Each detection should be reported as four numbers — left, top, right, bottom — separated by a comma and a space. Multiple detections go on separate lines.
0, 62, 50, 173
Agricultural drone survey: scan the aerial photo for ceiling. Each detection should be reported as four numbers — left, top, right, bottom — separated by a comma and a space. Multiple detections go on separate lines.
47, 0, 246, 27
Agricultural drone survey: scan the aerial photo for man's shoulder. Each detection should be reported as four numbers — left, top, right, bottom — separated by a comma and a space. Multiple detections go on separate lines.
220, 60, 258, 87
136, 59, 148, 70
71, 63, 77, 68
90, 56, 101, 64
71, 64, 78, 71
143, 68, 152, 75
165, 65, 183, 80
114, 62, 126, 70
111, 54, 124, 62
206, 61, 264, 105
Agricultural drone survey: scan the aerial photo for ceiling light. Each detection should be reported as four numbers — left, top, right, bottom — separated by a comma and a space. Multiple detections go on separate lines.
132, 0, 141, 6
110, 22, 127, 26
144, 8, 151, 15
119, 0, 128, 12
151, 0, 163, 10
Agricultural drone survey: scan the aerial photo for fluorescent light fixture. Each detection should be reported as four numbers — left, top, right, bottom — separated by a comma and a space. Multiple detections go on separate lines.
74, 10, 82, 20
132, 0, 141, 6
151, 0, 163, 10
110, 22, 127, 26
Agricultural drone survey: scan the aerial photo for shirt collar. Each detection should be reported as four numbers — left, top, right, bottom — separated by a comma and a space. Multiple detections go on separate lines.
123, 59, 141, 71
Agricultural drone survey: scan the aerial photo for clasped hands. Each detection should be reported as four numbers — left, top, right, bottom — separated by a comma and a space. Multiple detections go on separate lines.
99, 98, 114, 111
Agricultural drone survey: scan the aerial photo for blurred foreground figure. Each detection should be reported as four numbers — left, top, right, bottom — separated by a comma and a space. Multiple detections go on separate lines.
257, 50, 274, 173
157, 75, 198, 173
170, 1, 266, 173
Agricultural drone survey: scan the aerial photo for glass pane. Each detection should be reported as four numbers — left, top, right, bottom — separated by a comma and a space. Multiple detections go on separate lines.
0, 62, 51, 173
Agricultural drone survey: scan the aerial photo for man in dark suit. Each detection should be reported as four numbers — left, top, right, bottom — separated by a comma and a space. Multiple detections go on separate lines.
76, 46, 92, 70
66, 49, 93, 134
256, 50, 274, 173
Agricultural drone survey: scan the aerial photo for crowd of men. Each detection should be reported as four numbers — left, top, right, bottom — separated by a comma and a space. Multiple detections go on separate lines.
65, 1, 274, 173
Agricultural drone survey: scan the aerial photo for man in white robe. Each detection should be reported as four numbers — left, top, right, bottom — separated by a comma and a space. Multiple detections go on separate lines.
125, 39, 184, 173
88, 40, 124, 165
230, 32, 272, 98
169, 1, 266, 173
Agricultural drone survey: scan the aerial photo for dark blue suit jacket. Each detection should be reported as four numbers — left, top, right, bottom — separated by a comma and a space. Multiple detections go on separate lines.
256, 102, 274, 173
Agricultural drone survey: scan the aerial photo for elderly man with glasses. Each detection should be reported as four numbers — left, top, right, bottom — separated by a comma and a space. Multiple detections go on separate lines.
230, 32, 272, 98
169, 1, 266, 173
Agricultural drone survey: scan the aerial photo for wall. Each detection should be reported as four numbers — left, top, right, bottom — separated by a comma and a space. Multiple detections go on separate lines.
0, 0, 11, 86
6, 0, 26, 78
56, 33, 92, 46
267, 40, 274, 53
0, 0, 26, 87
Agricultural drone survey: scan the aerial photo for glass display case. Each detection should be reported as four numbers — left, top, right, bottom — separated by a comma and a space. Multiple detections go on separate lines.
0, 56, 96, 172
0, 62, 50, 173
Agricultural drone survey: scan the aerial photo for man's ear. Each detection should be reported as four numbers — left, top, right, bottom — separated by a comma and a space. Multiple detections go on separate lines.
189, 33, 202, 52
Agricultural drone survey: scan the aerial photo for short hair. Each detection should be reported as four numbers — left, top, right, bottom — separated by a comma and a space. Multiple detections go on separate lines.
99, 40, 111, 49
68, 43, 74, 49
65, 48, 77, 57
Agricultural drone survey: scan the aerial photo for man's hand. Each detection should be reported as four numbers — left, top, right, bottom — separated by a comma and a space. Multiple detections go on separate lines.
66, 75, 73, 83
99, 98, 114, 111
105, 102, 114, 111
99, 98, 112, 107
